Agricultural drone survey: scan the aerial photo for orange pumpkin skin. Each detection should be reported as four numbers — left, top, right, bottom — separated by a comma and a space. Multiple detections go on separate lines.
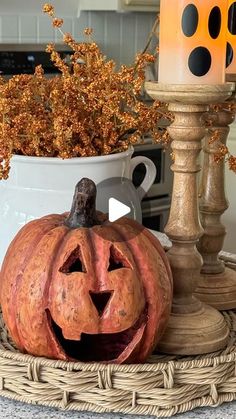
0, 179, 172, 364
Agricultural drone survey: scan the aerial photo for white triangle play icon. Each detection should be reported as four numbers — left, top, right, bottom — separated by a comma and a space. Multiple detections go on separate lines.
108, 198, 131, 222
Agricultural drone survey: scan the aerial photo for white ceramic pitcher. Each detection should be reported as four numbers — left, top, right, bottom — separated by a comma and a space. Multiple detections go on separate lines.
0, 147, 156, 264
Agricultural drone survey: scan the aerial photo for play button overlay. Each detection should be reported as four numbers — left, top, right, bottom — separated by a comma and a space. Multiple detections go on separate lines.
108, 198, 131, 222
94, 176, 147, 242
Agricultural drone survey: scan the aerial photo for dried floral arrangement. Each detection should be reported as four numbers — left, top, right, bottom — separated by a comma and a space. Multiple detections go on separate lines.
0, 3, 171, 179
0, 4, 235, 180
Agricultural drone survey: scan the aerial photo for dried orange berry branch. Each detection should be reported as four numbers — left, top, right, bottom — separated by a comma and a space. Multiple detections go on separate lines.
0, 3, 171, 179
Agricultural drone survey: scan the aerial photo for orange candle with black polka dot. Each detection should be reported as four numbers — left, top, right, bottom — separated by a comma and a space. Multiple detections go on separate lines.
226, 1, 236, 74
158, 0, 228, 84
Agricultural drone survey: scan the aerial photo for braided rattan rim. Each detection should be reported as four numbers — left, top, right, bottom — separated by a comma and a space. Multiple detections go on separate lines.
0, 256, 235, 418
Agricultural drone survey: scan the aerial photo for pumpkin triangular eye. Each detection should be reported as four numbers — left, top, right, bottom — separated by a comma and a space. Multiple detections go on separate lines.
89, 291, 112, 317
59, 246, 86, 274
108, 245, 125, 271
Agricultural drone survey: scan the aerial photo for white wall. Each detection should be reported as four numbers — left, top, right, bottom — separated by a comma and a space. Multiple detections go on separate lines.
0, 0, 78, 16
0, 9, 156, 66
222, 122, 236, 252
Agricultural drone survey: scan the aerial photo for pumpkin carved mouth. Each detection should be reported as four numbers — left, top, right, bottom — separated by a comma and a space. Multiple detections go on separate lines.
46, 309, 148, 362
0, 178, 172, 364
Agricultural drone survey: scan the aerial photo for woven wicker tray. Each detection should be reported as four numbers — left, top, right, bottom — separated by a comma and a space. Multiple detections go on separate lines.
0, 254, 235, 418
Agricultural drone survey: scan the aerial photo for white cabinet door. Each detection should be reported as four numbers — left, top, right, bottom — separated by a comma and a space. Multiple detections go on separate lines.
124, 0, 158, 6
79, 0, 160, 12
123, 0, 160, 10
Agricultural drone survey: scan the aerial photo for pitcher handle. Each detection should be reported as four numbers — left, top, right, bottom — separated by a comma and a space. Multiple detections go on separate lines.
130, 156, 156, 201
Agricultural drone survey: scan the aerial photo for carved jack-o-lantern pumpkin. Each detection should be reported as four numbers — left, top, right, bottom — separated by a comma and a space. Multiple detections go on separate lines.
0, 178, 172, 364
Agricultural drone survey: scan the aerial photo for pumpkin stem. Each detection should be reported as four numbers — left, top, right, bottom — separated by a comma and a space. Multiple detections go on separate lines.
65, 178, 100, 228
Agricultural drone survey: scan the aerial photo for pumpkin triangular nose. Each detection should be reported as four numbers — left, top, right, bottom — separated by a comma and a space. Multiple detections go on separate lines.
89, 291, 112, 317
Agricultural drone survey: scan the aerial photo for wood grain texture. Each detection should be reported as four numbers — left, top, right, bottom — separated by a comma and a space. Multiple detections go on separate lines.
196, 104, 236, 309
145, 82, 235, 104
145, 82, 233, 355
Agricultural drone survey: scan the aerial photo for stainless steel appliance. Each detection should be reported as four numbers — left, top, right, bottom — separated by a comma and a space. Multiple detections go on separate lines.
0, 44, 71, 78
133, 140, 173, 231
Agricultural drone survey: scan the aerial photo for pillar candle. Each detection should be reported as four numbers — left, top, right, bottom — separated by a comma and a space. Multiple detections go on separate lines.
158, 0, 228, 84
226, 1, 236, 74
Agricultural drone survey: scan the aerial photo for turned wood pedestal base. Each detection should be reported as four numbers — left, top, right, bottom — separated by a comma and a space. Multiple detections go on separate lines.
145, 82, 234, 355
196, 269, 236, 310
159, 303, 229, 355
195, 94, 236, 310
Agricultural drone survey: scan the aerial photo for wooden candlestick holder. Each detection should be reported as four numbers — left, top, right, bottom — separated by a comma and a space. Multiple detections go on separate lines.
145, 82, 234, 355
195, 97, 236, 310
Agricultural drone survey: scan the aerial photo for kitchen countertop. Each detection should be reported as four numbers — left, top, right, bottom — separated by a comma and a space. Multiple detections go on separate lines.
1, 231, 235, 419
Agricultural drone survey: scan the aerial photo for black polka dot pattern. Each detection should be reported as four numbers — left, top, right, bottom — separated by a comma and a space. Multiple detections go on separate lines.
181, 3, 223, 77
228, 2, 236, 35
226, 42, 234, 68
182, 4, 199, 37
208, 6, 221, 39
188, 47, 212, 77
